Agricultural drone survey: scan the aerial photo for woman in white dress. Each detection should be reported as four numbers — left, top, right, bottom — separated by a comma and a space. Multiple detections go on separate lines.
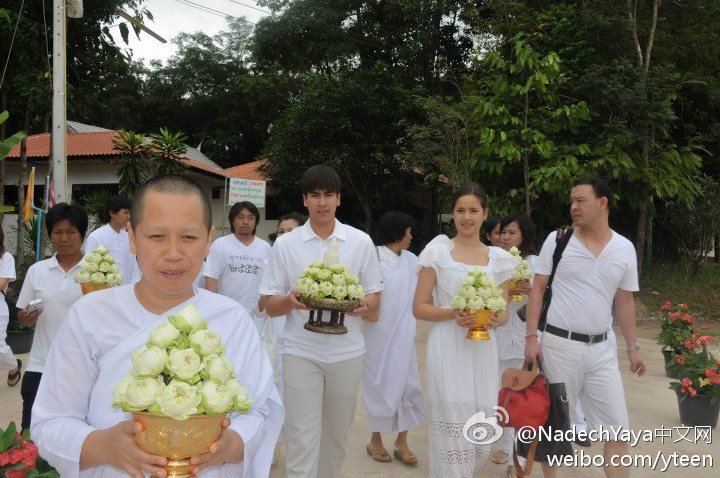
491, 212, 537, 467
363, 211, 424, 465
413, 184, 517, 477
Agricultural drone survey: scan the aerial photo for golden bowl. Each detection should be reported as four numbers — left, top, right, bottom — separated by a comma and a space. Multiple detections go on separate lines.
466, 309, 494, 341
298, 295, 361, 312
80, 283, 110, 295
132, 412, 225, 477
508, 280, 524, 302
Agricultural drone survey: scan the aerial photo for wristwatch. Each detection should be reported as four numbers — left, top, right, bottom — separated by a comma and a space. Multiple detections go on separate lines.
626, 343, 640, 352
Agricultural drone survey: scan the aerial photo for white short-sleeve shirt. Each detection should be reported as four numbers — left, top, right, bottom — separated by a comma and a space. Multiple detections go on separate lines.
535, 230, 638, 334
258, 219, 383, 363
0, 251, 17, 317
83, 224, 139, 284
16, 254, 84, 373
202, 235, 271, 314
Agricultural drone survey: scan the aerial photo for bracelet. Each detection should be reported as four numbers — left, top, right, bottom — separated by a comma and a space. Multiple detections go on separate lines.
525, 333, 539, 339
626, 343, 640, 352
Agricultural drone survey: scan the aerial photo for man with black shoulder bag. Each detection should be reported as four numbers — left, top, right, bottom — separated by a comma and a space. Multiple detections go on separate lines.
524, 176, 646, 478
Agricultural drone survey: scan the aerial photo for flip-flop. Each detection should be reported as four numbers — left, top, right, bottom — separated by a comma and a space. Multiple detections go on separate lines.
491, 450, 509, 464
366, 444, 392, 463
393, 448, 418, 466
7, 359, 22, 387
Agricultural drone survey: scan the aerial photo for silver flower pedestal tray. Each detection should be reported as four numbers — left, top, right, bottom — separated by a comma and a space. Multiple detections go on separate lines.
298, 296, 362, 335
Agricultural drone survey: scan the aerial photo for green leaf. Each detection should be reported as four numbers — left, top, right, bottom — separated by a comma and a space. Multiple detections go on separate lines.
119, 22, 130, 45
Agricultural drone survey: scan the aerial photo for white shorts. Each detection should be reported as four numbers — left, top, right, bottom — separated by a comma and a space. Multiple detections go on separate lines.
541, 331, 630, 433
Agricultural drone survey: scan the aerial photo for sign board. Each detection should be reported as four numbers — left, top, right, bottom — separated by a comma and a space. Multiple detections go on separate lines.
228, 178, 266, 208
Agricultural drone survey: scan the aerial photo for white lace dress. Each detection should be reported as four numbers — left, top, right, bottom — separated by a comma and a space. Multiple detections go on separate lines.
418, 235, 516, 478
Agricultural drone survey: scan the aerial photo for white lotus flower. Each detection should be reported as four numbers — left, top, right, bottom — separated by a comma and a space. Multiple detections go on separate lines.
124, 376, 163, 411
169, 304, 207, 334
331, 285, 348, 300
347, 284, 364, 300
131, 345, 167, 377
204, 355, 235, 383
331, 273, 346, 285
90, 272, 106, 284
233, 383, 253, 413
98, 261, 112, 273
201, 381, 235, 414
167, 348, 203, 382
149, 322, 181, 348
94, 245, 110, 255
112, 375, 135, 408
319, 281, 334, 297
152, 380, 201, 420
86, 252, 102, 263
189, 329, 222, 356
81, 261, 98, 273
75, 271, 91, 284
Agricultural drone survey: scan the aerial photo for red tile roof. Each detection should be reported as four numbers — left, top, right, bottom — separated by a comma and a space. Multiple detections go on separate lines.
223, 160, 268, 181
6, 131, 235, 179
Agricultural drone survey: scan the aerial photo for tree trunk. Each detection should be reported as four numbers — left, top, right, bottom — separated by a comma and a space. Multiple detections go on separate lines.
635, 189, 651, 278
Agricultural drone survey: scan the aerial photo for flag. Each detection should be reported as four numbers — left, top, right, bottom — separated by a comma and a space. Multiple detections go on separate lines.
23, 168, 35, 224
47, 179, 56, 208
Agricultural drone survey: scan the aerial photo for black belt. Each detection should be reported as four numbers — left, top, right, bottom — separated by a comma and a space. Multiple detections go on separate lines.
543, 323, 608, 344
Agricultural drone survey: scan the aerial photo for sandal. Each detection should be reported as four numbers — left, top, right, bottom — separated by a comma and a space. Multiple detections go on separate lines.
366, 443, 392, 462
7, 359, 22, 387
491, 449, 509, 464
393, 448, 418, 466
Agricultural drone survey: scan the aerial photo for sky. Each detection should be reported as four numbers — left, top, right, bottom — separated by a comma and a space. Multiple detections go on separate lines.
123, 0, 269, 64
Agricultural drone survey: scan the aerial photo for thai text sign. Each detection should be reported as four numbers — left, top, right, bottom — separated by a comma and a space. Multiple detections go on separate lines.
228, 179, 266, 208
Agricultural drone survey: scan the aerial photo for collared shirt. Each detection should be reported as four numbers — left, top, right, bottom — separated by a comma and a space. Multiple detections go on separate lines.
16, 254, 84, 373
83, 224, 140, 284
258, 219, 383, 363
535, 230, 638, 335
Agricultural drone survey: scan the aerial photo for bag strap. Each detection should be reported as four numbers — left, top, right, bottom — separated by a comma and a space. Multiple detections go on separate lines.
546, 227, 573, 291
513, 436, 538, 477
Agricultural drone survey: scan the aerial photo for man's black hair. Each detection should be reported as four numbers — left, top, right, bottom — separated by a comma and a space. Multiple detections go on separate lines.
574, 176, 612, 209
229, 201, 260, 234
300, 165, 342, 195
46, 203, 89, 240
103, 195, 131, 223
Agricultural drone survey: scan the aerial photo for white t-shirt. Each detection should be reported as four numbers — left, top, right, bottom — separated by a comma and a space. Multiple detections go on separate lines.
16, 254, 84, 373
83, 224, 139, 284
203, 235, 271, 314
535, 230, 638, 334
258, 220, 383, 363
0, 251, 16, 317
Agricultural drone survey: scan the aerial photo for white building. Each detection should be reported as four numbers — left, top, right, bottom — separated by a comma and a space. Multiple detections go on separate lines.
4, 122, 273, 253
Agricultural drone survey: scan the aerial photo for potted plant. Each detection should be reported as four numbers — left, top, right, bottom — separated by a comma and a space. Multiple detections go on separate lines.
666, 332, 720, 428
0, 421, 59, 477
657, 301, 694, 377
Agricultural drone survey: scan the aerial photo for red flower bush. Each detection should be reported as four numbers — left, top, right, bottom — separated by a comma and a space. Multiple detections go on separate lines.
0, 422, 58, 478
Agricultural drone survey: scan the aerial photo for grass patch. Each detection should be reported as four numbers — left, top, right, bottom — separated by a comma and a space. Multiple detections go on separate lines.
639, 261, 720, 319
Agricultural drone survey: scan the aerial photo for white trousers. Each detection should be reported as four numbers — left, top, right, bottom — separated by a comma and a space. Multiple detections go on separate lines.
0, 315, 18, 370
283, 353, 364, 478
541, 331, 630, 431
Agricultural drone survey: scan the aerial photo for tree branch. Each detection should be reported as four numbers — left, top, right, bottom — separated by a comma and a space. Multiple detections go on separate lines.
643, 0, 661, 72
626, 0, 644, 68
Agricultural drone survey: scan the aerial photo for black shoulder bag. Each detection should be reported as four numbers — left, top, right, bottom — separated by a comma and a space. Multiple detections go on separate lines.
516, 227, 573, 330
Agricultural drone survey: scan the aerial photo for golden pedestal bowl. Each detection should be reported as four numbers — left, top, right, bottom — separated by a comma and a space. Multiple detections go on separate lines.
466, 309, 494, 341
508, 280, 525, 302
80, 283, 110, 295
132, 412, 225, 478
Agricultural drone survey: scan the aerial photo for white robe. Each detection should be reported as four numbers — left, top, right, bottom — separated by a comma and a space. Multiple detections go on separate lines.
362, 247, 424, 433
418, 236, 516, 478
31, 285, 283, 478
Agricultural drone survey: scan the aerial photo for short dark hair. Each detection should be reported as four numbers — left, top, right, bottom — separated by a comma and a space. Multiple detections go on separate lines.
103, 195, 131, 223
451, 183, 488, 210
131, 175, 212, 231
0, 227, 5, 256
229, 201, 260, 234
278, 212, 306, 228
375, 211, 415, 246
500, 212, 537, 256
46, 203, 89, 240
574, 176, 612, 209
301, 165, 342, 195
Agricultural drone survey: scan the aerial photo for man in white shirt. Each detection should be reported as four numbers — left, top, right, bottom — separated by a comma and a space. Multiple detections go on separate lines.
259, 165, 382, 478
204, 201, 271, 332
84, 195, 139, 284
524, 176, 646, 478
32, 175, 283, 478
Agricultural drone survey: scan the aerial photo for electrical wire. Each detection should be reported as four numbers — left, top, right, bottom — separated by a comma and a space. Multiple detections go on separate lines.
0, 0, 26, 92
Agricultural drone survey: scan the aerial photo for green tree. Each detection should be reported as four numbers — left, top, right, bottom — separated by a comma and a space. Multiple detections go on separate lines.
470, 36, 591, 214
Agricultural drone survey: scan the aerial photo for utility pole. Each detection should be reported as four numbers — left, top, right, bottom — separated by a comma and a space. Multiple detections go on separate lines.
51, 1, 82, 203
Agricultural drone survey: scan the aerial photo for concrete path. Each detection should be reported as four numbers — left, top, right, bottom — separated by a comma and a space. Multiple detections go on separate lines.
2, 320, 717, 476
